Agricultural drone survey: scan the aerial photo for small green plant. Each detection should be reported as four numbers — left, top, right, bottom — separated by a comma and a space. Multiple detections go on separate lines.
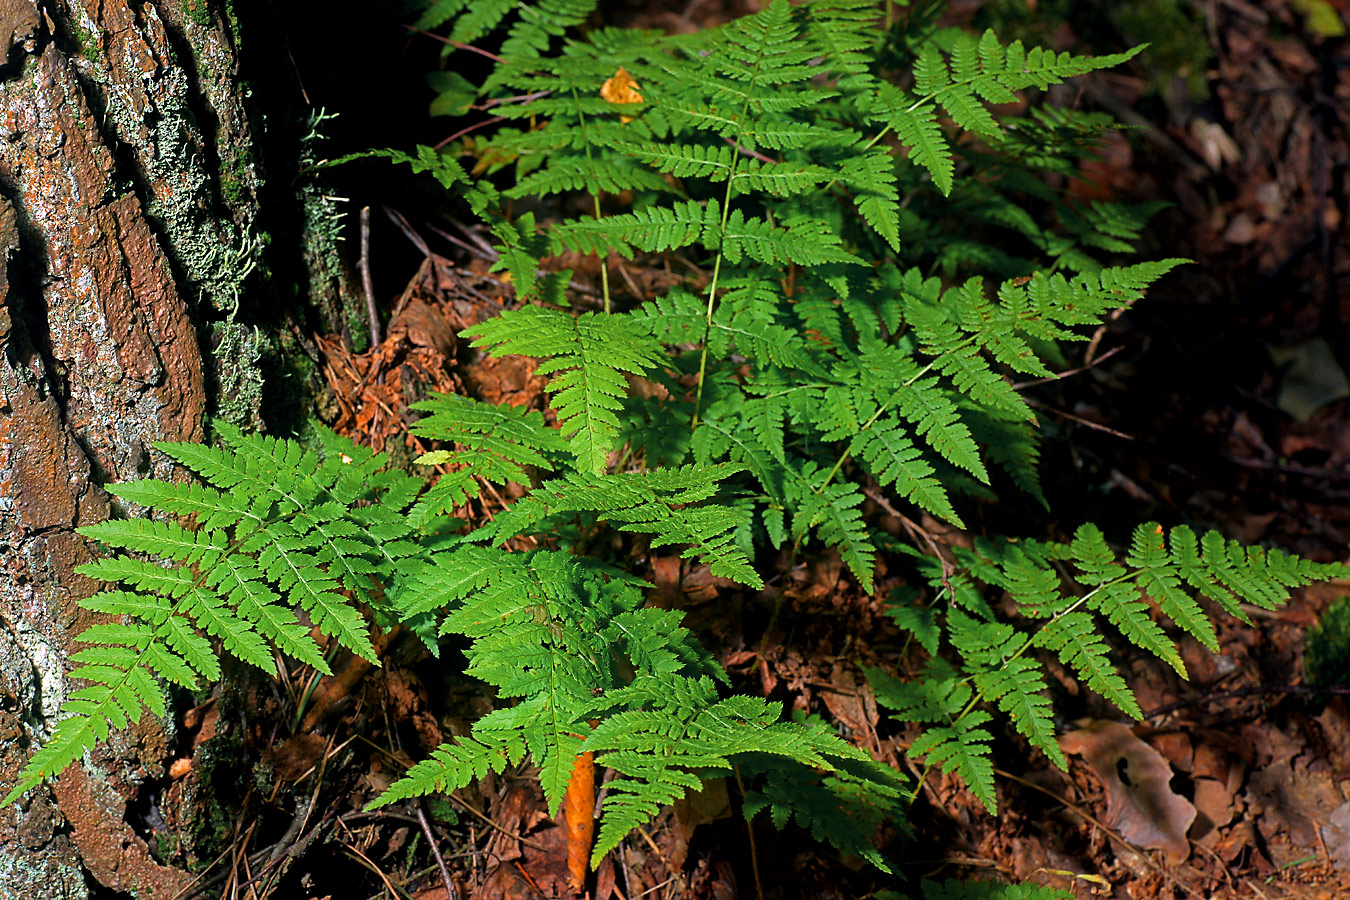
1305, 597, 1350, 688
9, 1, 1346, 893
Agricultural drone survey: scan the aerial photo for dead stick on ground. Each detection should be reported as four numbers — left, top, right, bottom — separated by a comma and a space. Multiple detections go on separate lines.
353, 734, 552, 851
360, 206, 381, 347
419, 800, 460, 900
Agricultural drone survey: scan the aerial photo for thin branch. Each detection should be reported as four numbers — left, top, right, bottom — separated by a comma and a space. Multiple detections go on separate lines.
403, 25, 505, 63
1023, 397, 1134, 440
418, 801, 460, 900
1011, 344, 1125, 390
383, 206, 432, 258
1142, 684, 1350, 720
359, 206, 381, 347
434, 116, 505, 149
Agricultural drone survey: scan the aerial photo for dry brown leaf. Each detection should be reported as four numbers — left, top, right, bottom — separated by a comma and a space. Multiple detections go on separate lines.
601, 67, 642, 125
563, 751, 596, 892
600, 67, 643, 105
1059, 719, 1197, 864
673, 777, 731, 841
267, 733, 328, 782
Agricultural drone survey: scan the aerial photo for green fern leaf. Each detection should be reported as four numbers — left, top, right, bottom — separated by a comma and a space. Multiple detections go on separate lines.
909, 710, 997, 813
840, 146, 902, 251
794, 479, 874, 591
867, 83, 952, 194
973, 659, 1065, 768
850, 421, 962, 527
720, 210, 861, 266
1127, 523, 1218, 652
1033, 610, 1141, 718
922, 878, 1071, 900
548, 200, 713, 258
611, 141, 736, 180
465, 307, 666, 474
370, 729, 527, 809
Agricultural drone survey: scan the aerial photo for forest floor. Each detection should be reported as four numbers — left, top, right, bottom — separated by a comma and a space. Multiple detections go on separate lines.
146, 2, 1350, 899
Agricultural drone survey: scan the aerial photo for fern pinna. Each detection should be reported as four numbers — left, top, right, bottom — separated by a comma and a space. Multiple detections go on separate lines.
868, 523, 1344, 813
4, 425, 421, 804
9, 0, 1348, 892
10, 413, 883, 864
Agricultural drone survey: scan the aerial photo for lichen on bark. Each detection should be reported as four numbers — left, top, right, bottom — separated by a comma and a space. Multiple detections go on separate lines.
0, 1, 267, 895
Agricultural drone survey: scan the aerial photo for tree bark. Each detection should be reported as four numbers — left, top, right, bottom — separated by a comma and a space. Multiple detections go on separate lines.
0, 1, 265, 896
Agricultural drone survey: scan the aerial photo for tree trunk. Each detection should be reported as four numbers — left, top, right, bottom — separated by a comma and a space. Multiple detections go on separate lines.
0, 1, 268, 896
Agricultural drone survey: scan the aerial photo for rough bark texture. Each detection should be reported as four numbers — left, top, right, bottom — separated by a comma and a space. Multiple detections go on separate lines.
0, 1, 262, 896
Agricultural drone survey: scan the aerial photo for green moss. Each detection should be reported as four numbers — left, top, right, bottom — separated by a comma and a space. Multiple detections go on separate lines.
218, 152, 251, 208
185, 736, 248, 863
209, 321, 266, 430
183, 0, 213, 29
1306, 597, 1350, 687
73, 22, 99, 63
222, 0, 242, 46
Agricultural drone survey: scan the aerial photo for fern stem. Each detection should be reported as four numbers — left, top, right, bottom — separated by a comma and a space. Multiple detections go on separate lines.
690, 162, 743, 431
792, 334, 981, 555
689, 254, 725, 431
571, 87, 612, 314
691, 13, 779, 432
734, 764, 767, 900
904, 569, 1136, 809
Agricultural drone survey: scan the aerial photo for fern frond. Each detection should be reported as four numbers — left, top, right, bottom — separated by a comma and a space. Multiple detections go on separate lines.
610, 141, 736, 180
477, 467, 762, 588
465, 307, 666, 473
506, 155, 671, 198
548, 200, 712, 259
972, 658, 1064, 768
1126, 522, 1217, 651
714, 0, 818, 87
323, 145, 469, 192
840, 146, 902, 251
5, 427, 414, 805
909, 709, 997, 813
803, 0, 880, 77
368, 728, 527, 808
585, 673, 867, 865
720, 211, 861, 266
1032, 610, 1141, 718
793, 478, 874, 591
742, 753, 905, 872
894, 378, 987, 483
1069, 523, 1184, 676
921, 879, 1071, 900
408, 392, 567, 523
734, 159, 833, 195
870, 84, 954, 195
850, 419, 962, 527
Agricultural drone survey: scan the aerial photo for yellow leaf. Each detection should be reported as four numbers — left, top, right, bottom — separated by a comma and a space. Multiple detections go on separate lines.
601, 67, 643, 106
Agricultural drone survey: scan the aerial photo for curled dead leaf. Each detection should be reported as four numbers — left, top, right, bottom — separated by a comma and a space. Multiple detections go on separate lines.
601, 67, 643, 105
1059, 719, 1196, 865
601, 67, 643, 124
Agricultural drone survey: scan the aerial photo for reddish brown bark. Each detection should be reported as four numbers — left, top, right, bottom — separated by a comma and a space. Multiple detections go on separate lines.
0, 1, 257, 896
